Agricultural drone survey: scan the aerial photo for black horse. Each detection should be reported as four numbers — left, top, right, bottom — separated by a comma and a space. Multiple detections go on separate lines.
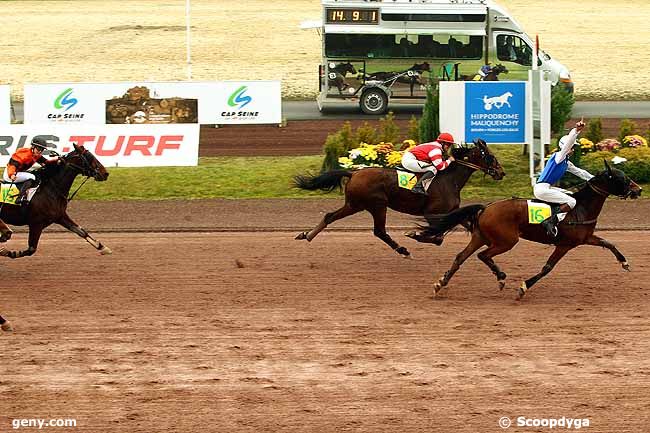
0, 143, 110, 259
294, 140, 505, 258
328, 62, 357, 95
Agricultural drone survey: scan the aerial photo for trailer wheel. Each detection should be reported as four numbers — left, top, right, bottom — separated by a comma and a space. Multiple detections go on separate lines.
360, 88, 388, 115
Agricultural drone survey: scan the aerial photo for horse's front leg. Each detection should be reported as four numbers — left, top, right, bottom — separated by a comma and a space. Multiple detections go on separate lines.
584, 235, 630, 271
0, 224, 44, 259
57, 213, 112, 255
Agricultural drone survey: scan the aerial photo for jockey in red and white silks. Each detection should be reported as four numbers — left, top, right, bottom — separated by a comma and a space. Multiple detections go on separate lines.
401, 132, 456, 195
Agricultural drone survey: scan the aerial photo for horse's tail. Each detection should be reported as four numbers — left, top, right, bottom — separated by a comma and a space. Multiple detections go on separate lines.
293, 170, 353, 192
422, 204, 485, 237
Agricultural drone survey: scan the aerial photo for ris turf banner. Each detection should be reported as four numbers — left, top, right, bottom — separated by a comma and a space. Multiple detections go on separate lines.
0, 124, 199, 167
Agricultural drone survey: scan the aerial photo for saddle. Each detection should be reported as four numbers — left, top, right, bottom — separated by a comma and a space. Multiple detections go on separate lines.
0, 179, 41, 205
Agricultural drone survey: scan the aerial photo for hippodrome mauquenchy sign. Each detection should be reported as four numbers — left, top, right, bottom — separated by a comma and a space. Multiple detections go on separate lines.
0, 124, 199, 167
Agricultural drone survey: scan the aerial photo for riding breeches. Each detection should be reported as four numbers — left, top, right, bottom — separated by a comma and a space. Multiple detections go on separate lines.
401, 152, 437, 174
533, 182, 577, 208
3, 169, 36, 183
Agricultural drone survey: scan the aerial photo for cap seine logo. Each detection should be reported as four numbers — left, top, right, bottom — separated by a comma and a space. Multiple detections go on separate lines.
54, 88, 78, 112
227, 86, 252, 109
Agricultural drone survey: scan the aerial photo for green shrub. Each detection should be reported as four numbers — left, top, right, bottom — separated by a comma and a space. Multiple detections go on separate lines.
355, 121, 377, 145
419, 85, 439, 143
550, 85, 575, 135
321, 121, 356, 172
585, 118, 603, 144
378, 111, 400, 144
618, 119, 637, 144
582, 147, 650, 183
407, 115, 420, 142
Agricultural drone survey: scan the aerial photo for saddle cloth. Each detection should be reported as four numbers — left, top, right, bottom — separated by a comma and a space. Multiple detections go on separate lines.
526, 200, 552, 224
0, 181, 38, 205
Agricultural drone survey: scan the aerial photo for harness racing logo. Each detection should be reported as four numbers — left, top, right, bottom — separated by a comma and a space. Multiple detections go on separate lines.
222, 85, 259, 119
465, 82, 526, 143
48, 87, 84, 121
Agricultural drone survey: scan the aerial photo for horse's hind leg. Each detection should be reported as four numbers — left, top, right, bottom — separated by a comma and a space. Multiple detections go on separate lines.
370, 206, 410, 258
519, 245, 573, 299
296, 203, 359, 242
57, 213, 112, 255
477, 243, 517, 291
0, 314, 13, 332
0, 224, 44, 259
434, 231, 485, 295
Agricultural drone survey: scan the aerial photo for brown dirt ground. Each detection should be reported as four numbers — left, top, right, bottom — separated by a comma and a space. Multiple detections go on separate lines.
2, 120, 650, 432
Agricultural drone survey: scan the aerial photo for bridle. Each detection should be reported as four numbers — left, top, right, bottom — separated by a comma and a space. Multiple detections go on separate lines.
58, 149, 101, 200
453, 145, 500, 178
587, 174, 633, 199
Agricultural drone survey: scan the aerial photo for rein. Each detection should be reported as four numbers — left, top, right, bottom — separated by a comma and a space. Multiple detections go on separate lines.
588, 182, 610, 197
454, 159, 483, 171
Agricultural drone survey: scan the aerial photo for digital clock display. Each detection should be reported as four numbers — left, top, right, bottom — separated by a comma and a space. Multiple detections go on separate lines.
326, 8, 379, 25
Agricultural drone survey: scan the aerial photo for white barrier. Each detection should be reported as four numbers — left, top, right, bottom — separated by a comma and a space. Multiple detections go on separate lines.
0, 124, 199, 167
24, 81, 281, 125
0, 85, 10, 124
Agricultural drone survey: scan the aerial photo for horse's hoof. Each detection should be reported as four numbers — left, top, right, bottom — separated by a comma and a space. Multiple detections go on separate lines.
434, 280, 445, 295
498, 280, 506, 291
100, 246, 113, 255
1, 321, 13, 332
622, 262, 631, 272
295, 232, 307, 241
517, 283, 527, 300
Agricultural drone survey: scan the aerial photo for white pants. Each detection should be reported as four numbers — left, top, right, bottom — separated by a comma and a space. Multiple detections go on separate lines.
401, 152, 437, 175
533, 182, 576, 222
2, 168, 35, 183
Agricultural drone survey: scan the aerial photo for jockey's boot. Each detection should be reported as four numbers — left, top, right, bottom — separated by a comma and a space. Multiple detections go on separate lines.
15, 179, 35, 205
411, 171, 436, 195
541, 204, 570, 237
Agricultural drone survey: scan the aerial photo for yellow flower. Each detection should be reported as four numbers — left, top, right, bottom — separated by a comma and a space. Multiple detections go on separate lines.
386, 151, 404, 167
359, 146, 378, 160
338, 156, 353, 168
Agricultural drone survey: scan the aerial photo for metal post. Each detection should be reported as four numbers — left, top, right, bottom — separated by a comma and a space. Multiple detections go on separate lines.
186, 0, 192, 80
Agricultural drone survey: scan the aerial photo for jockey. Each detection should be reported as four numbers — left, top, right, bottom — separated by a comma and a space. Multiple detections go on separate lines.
3, 137, 60, 205
401, 132, 456, 195
533, 119, 594, 237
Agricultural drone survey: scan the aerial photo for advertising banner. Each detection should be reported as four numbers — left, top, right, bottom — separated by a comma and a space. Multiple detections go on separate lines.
0, 85, 10, 124
464, 81, 527, 144
0, 124, 199, 167
24, 81, 282, 125
205, 81, 282, 125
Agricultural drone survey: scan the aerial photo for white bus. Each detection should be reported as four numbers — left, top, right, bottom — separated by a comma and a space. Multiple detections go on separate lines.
305, 0, 572, 114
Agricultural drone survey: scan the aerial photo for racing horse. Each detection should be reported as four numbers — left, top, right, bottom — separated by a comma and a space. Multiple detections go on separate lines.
419, 161, 642, 298
328, 62, 357, 95
0, 143, 111, 259
0, 314, 12, 332
294, 139, 505, 258
365, 62, 431, 96
460, 64, 509, 82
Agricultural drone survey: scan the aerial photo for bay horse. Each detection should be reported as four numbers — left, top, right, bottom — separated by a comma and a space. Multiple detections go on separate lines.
294, 139, 505, 258
420, 161, 642, 299
0, 143, 111, 259
328, 62, 357, 95
460, 64, 509, 82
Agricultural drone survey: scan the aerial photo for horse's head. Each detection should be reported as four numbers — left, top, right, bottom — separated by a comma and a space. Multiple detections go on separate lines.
454, 139, 505, 180
61, 143, 110, 181
340, 62, 356, 75
493, 64, 509, 75
591, 160, 642, 199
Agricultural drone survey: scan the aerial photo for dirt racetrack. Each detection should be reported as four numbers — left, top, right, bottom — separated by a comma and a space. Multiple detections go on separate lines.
1, 199, 650, 432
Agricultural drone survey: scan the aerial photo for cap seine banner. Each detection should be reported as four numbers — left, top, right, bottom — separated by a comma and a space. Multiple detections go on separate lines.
0, 124, 199, 167
0, 85, 10, 124
23, 81, 282, 125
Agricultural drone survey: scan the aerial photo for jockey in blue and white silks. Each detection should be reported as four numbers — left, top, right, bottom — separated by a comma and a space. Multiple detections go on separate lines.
533, 120, 594, 237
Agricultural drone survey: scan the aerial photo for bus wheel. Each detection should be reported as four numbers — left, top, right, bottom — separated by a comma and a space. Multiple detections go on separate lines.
360, 89, 387, 115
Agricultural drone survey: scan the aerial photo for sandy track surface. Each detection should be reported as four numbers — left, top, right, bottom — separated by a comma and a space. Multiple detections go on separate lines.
1, 231, 649, 432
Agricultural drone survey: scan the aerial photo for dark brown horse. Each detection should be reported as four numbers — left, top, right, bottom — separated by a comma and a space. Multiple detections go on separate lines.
0, 143, 111, 259
294, 139, 505, 258
460, 64, 509, 81
0, 314, 12, 332
420, 161, 642, 299
328, 62, 357, 95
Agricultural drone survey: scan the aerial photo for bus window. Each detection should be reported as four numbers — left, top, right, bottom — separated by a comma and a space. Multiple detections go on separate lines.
430, 34, 482, 59
496, 35, 532, 66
